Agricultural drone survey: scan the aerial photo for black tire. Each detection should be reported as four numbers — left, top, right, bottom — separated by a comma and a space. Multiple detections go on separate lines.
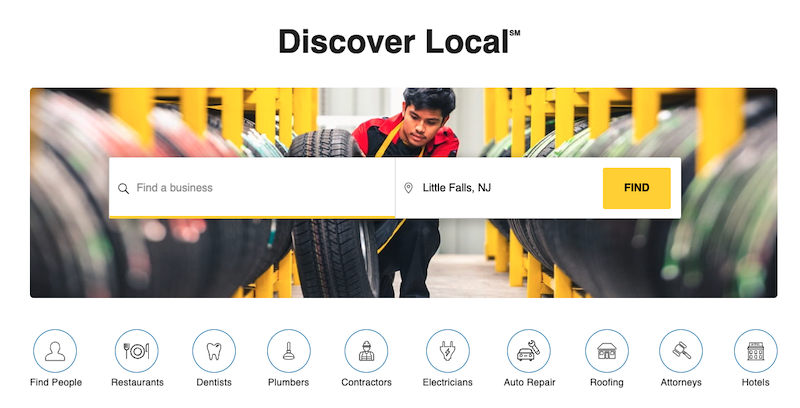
662, 114, 777, 297
289, 128, 364, 158
489, 119, 563, 242
489, 219, 511, 240
511, 118, 589, 270
530, 95, 776, 297
293, 219, 378, 297
288, 129, 379, 297
536, 109, 694, 297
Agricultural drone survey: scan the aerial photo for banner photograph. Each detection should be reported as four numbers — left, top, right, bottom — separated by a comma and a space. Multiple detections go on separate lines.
29, 88, 777, 298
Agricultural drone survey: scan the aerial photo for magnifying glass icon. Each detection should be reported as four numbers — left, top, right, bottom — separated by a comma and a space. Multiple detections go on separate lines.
118, 183, 129, 194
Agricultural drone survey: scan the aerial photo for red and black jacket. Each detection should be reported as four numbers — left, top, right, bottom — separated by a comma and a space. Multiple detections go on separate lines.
352, 112, 459, 157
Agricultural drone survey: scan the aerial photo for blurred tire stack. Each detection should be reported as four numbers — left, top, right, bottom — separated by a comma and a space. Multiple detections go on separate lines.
30, 89, 301, 297
483, 88, 777, 298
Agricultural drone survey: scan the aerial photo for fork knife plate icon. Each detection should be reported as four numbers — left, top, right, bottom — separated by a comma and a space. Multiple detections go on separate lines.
124, 343, 150, 359
115, 330, 158, 373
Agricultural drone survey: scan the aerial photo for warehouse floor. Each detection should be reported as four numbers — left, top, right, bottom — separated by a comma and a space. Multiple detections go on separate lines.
292, 254, 527, 298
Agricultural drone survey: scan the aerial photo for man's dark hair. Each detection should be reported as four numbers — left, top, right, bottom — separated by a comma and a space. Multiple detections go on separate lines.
403, 88, 457, 118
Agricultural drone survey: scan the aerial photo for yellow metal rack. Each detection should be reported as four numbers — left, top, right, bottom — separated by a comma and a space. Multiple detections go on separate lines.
109, 87, 318, 299
483, 88, 511, 272
485, 87, 746, 298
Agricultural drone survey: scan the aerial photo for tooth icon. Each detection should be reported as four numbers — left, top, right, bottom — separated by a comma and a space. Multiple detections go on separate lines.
207, 343, 221, 361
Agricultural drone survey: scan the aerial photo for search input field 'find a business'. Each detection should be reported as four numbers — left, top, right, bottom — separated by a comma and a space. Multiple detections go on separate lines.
108, 157, 681, 219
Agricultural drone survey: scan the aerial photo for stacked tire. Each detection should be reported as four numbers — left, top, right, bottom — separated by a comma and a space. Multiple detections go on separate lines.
30, 91, 293, 297
288, 129, 380, 297
506, 93, 777, 297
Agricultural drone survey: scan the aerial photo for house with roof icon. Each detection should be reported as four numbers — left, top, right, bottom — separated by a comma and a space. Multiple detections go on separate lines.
598, 343, 617, 359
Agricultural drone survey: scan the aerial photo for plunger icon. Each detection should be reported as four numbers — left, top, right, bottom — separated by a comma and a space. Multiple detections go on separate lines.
283, 342, 295, 360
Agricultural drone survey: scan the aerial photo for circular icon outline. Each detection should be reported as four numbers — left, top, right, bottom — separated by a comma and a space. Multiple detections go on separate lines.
344, 329, 389, 373
267, 329, 311, 374
506, 329, 551, 373
659, 329, 703, 373
426, 329, 470, 374
585, 329, 629, 373
192, 329, 236, 374
114, 329, 159, 373
34, 329, 77, 373
734, 329, 777, 373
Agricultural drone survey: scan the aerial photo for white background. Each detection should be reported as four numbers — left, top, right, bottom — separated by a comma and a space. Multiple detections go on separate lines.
5, 0, 798, 407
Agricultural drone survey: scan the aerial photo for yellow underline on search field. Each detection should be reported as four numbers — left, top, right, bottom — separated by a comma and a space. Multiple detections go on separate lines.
109, 216, 396, 219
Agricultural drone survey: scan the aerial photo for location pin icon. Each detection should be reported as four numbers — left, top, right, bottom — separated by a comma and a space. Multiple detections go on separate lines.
404, 182, 413, 194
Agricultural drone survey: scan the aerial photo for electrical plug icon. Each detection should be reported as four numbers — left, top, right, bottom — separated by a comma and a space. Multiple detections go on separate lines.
440, 341, 456, 361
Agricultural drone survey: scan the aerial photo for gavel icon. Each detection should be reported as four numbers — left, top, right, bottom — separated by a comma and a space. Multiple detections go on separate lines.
672, 341, 691, 359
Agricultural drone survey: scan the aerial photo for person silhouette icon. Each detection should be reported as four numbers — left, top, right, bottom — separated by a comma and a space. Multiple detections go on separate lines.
44, 341, 66, 362
358, 341, 375, 362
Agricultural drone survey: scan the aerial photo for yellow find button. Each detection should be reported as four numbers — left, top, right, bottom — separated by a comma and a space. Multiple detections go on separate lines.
603, 168, 670, 209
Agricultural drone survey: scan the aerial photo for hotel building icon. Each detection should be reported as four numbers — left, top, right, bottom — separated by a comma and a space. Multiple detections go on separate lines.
747, 342, 765, 361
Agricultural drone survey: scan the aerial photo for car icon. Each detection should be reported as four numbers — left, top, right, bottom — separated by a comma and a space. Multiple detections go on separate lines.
517, 348, 535, 361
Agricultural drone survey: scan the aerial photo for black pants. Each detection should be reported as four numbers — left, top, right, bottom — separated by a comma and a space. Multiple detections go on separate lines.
377, 219, 440, 298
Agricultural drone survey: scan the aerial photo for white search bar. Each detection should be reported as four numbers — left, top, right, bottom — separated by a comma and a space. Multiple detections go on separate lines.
109, 157, 681, 219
